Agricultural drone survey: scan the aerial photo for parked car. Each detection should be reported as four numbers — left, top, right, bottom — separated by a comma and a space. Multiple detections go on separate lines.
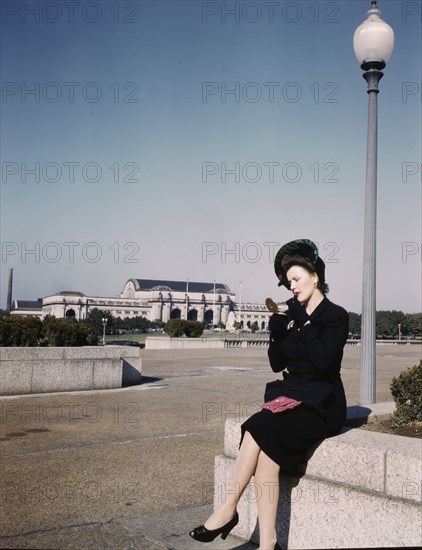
105, 340, 145, 348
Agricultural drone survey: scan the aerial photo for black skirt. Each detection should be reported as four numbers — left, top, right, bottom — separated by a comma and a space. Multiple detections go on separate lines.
240, 396, 346, 477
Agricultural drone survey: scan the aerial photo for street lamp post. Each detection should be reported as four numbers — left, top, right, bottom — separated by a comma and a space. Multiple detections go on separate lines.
213, 279, 216, 330
102, 317, 107, 346
238, 280, 242, 334
186, 278, 189, 320
353, 0, 394, 405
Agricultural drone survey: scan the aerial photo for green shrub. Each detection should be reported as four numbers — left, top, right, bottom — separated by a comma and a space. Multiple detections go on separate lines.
184, 320, 204, 338
0, 316, 99, 347
78, 323, 101, 345
165, 319, 204, 338
390, 361, 422, 424
45, 318, 99, 346
165, 319, 186, 337
0, 316, 43, 346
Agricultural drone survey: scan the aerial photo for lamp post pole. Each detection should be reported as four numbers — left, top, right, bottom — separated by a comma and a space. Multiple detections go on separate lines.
353, 0, 394, 405
360, 63, 383, 404
186, 278, 189, 321
238, 280, 242, 334
213, 279, 216, 330
102, 317, 107, 346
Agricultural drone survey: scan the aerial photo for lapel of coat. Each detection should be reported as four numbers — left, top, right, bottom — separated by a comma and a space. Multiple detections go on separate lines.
309, 297, 330, 322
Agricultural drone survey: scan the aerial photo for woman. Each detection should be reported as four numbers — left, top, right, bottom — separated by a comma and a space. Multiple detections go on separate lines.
190, 239, 349, 550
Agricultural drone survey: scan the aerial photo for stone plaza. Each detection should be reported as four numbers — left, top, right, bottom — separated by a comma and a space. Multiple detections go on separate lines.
0, 344, 421, 549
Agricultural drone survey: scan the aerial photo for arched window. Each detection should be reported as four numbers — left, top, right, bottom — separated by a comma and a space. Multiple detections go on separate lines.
170, 308, 181, 319
188, 309, 198, 321
204, 310, 213, 327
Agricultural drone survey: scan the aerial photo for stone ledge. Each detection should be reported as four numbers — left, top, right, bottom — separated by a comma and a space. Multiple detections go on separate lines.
0, 347, 142, 395
145, 336, 225, 349
345, 401, 396, 425
215, 412, 422, 548
0, 346, 142, 361
223, 414, 421, 503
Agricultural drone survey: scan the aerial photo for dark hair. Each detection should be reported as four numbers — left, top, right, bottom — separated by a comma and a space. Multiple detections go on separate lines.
281, 254, 329, 294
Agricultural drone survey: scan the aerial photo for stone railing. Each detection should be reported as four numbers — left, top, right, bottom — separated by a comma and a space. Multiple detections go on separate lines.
0, 346, 142, 396
224, 340, 269, 348
214, 405, 421, 548
144, 337, 420, 350
224, 339, 421, 348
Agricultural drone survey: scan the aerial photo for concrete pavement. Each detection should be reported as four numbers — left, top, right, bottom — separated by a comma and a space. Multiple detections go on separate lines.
0, 345, 420, 549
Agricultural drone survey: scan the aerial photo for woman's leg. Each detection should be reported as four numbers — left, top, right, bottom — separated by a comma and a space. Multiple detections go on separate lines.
204, 430, 261, 530
253, 450, 280, 550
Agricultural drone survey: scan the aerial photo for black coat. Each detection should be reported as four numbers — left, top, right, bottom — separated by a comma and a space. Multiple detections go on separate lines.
265, 297, 349, 416
240, 297, 348, 471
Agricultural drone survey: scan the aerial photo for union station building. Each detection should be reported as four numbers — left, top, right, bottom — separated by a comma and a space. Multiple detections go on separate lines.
11, 278, 272, 331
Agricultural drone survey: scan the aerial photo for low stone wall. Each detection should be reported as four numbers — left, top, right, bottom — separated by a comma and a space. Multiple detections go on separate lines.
215, 411, 422, 548
0, 346, 142, 396
145, 336, 225, 349
146, 337, 420, 350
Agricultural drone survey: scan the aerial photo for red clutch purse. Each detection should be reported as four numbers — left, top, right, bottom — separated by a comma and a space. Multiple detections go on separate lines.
262, 396, 302, 413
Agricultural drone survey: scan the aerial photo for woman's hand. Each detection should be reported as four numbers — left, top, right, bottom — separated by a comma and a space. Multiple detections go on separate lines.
286, 297, 310, 328
268, 313, 289, 340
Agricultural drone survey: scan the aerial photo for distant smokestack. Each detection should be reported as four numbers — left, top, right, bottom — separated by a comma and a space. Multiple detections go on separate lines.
6, 268, 13, 314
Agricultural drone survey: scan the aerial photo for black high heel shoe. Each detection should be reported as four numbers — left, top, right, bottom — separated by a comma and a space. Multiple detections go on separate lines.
189, 511, 239, 542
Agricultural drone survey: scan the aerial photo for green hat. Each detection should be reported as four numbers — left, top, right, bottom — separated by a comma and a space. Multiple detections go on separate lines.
274, 239, 325, 288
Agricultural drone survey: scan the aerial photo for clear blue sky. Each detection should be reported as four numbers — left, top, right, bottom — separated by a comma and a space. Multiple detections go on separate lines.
1, 0, 421, 313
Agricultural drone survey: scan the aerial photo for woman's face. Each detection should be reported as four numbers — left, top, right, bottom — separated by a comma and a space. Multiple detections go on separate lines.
286, 265, 318, 304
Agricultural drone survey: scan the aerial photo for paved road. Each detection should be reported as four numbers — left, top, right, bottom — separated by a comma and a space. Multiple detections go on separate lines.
0, 345, 420, 549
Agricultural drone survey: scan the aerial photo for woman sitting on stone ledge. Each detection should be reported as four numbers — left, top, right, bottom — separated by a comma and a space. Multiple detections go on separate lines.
190, 239, 349, 550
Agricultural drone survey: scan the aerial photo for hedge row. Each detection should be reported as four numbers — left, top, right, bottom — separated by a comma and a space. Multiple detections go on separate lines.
0, 316, 100, 347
